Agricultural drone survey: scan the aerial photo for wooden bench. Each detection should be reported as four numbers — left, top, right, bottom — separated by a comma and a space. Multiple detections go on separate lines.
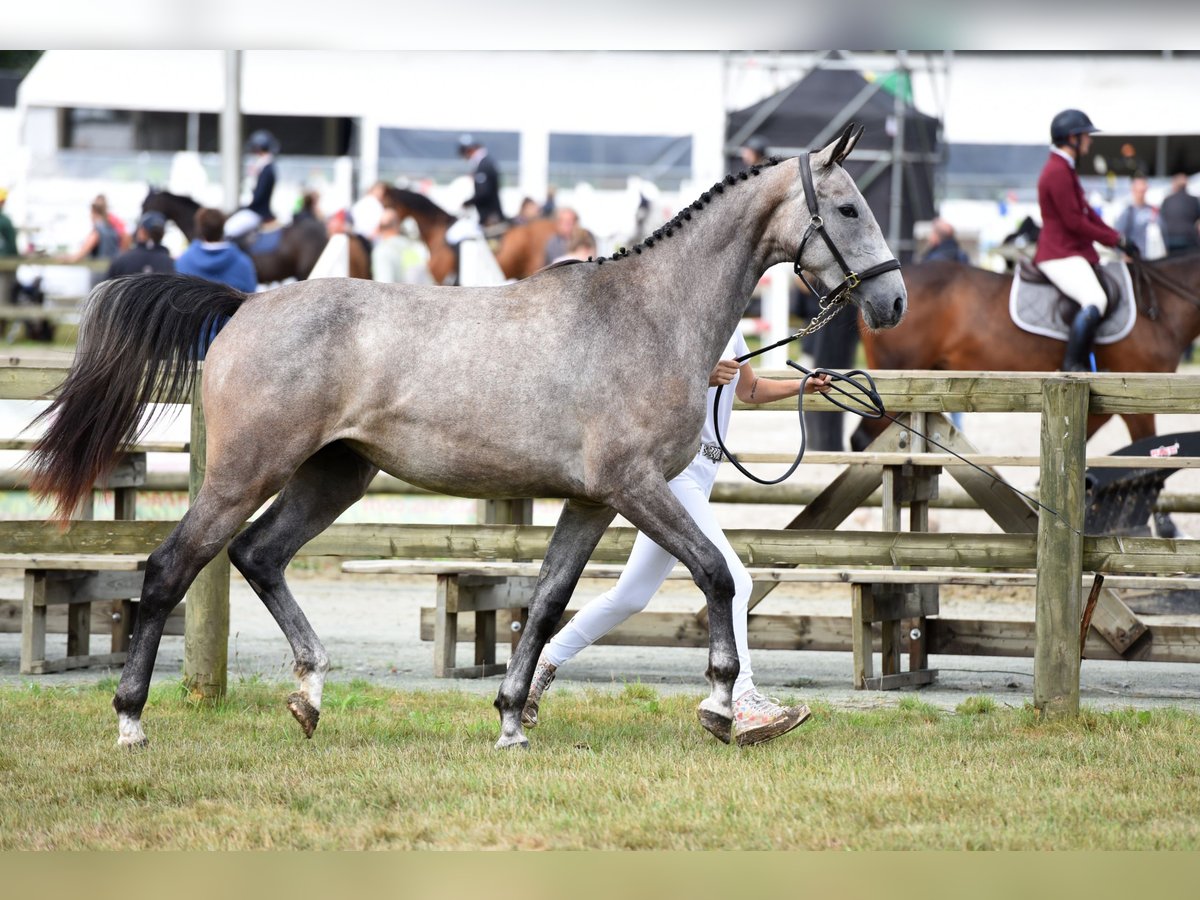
0, 554, 151, 674
343, 559, 1200, 684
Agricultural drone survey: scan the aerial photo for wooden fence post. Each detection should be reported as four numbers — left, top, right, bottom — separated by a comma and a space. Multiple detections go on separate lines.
182, 374, 230, 702
478, 498, 534, 654
1034, 377, 1089, 717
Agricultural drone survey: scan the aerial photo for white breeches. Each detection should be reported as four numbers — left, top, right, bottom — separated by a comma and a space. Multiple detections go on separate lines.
223, 209, 262, 240
1037, 256, 1109, 314
543, 453, 756, 698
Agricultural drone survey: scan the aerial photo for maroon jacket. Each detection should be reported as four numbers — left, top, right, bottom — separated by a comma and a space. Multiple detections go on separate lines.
1034, 151, 1121, 265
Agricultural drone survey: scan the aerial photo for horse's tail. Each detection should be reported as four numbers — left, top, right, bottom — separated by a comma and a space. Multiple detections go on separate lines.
28, 273, 248, 521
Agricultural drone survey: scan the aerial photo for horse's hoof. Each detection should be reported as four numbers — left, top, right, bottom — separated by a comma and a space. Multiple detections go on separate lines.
116, 713, 148, 748
287, 692, 320, 739
696, 704, 732, 745
494, 733, 531, 751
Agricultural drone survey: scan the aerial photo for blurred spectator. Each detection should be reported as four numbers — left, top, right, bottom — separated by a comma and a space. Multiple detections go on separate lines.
61, 198, 121, 265
177, 207, 257, 292
177, 207, 256, 357
95, 194, 131, 252
920, 217, 969, 264
105, 211, 175, 279
543, 207, 581, 266
515, 197, 541, 225
225, 129, 280, 240
1160, 172, 1200, 257
559, 230, 597, 262
1114, 174, 1160, 257
0, 188, 17, 258
371, 209, 432, 284
458, 134, 504, 226
293, 190, 322, 224
740, 134, 770, 168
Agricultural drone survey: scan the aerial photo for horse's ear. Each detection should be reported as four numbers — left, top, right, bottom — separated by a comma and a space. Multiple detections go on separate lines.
814, 123, 861, 169
839, 125, 865, 164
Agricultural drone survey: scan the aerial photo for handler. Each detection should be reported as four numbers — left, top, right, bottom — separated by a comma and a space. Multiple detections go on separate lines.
1034, 109, 1131, 372
522, 330, 832, 747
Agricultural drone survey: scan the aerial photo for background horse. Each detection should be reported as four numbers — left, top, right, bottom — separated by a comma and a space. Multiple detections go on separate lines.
855, 256, 1200, 534
35, 126, 904, 751
379, 186, 558, 283
142, 189, 357, 282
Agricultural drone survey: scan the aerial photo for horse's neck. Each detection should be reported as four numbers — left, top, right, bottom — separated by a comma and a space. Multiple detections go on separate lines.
614, 190, 778, 372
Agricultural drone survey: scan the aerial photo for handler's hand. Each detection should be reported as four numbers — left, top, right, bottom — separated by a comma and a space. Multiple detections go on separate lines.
804, 373, 833, 394
708, 359, 740, 386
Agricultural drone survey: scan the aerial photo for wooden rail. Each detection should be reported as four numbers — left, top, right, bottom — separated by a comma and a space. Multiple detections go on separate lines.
1, 364, 1199, 712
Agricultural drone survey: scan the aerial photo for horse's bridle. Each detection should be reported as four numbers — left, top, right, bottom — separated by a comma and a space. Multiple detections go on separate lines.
791, 150, 902, 338
707, 150, 904, 485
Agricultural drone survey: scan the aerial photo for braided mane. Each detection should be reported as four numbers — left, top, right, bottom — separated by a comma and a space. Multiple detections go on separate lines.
590, 156, 787, 265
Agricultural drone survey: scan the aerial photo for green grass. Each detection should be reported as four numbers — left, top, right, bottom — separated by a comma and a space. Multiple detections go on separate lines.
2, 681, 1199, 849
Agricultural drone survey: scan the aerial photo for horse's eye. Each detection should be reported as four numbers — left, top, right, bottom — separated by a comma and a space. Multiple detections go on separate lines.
838, 204, 858, 218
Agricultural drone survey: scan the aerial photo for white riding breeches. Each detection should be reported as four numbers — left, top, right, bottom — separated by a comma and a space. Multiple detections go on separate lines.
543, 452, 756, 699
223, 209, 262, 240
1037, 256, 1109, 315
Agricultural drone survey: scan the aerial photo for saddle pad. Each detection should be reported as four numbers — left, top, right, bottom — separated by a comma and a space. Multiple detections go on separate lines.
248, 227, 285, 256
1009, 260, 1135, 345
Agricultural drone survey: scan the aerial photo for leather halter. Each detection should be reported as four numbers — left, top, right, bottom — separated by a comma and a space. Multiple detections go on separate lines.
793, 151, 902, 309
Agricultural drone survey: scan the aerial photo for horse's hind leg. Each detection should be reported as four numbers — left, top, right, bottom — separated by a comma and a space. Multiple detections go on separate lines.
608, 474, 739, 741
495, 499, 617, 749
114, 487, 276, 747
226, 442, 377, 738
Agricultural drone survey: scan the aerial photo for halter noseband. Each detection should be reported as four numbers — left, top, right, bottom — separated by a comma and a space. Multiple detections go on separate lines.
793, 151, 902, 312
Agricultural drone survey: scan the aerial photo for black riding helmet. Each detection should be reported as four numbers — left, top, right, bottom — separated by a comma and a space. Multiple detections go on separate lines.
245, 129, 280, 155
1050, 109, 1099, 147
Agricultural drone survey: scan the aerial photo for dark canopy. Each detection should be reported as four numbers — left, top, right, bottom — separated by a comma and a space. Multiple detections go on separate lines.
726, 56, 940, 261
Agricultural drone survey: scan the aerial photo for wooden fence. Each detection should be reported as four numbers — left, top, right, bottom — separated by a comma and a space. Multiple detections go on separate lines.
1, 363, 1199, 715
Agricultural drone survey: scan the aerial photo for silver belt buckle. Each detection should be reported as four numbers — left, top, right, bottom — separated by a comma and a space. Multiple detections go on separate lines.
700, 443, 723, 464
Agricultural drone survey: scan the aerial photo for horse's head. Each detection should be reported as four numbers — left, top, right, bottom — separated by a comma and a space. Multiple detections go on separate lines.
142, 187, 198, 241
767, 124, 906, 331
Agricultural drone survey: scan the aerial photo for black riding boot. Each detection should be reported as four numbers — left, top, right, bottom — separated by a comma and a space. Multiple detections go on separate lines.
1061, 305, 1103, 372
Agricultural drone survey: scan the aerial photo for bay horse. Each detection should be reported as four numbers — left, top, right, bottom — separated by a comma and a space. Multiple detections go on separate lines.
379, 186, 558, 283
141, 189, 360, 282
33, 126, 905, 750
855, 257, 1200, 534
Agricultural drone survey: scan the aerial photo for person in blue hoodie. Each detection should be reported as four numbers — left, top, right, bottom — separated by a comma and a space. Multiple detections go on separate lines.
176, 207, 258, 355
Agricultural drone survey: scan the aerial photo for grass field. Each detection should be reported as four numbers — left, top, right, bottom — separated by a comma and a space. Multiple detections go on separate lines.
2, 679, 1199, 850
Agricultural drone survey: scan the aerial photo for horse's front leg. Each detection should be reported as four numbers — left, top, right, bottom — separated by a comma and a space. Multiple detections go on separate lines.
609, 473, 739, 741
494, 499, 617, 749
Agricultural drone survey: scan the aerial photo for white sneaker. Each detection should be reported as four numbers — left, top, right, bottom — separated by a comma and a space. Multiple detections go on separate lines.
733, 689, 811, 747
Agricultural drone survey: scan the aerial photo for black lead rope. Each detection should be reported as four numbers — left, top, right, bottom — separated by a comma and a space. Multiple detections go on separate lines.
710, 335, 1083, 537
708, 142, 1080, 533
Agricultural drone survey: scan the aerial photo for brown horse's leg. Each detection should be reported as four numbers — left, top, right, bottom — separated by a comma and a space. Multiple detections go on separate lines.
226, 442, 377, 738
1117, 413, 1157, 443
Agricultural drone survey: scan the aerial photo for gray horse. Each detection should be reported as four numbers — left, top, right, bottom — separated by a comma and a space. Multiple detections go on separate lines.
29, 125, 905, 750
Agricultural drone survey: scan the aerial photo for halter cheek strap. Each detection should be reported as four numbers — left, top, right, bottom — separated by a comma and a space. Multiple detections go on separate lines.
794, 151, 902, 309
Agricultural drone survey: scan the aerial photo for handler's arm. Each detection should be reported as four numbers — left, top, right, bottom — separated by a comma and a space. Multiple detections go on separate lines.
734, 361, 831, 405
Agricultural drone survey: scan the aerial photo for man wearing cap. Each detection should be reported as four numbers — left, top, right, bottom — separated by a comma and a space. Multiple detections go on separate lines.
458, 134, 504, 227
105, 211, 176, 279
1034, 109, 1129, 372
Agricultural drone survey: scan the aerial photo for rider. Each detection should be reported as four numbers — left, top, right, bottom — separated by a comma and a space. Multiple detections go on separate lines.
458, 134, 505, 227
1034, 109, 1130, 372
224, 129, 280, 242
